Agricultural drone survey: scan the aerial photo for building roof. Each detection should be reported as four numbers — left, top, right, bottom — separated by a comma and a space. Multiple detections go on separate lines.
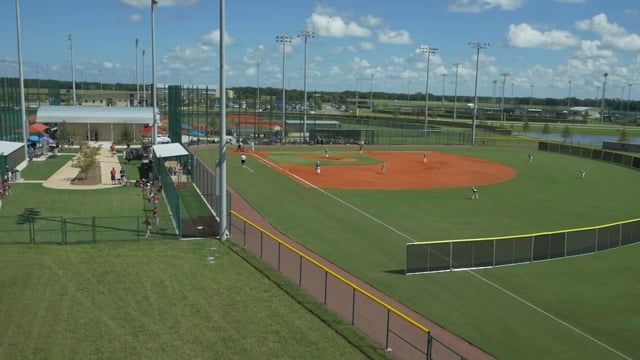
0, 141, 24, 156
152, 143, 189, 158
36, 105, 155, 125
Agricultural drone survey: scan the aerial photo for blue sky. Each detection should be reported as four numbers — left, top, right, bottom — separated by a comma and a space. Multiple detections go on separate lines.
1, 0, 639, 101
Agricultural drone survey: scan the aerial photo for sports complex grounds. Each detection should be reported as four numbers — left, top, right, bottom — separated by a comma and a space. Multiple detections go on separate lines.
1, 134, 639, 359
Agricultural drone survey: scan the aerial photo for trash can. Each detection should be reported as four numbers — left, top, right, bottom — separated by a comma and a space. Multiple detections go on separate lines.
53, 148, 58, 155
14, 170, 20, 181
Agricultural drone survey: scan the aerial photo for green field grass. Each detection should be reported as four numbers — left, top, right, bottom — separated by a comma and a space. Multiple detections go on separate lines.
196, 144, 640, 360
0, 240, 384, 359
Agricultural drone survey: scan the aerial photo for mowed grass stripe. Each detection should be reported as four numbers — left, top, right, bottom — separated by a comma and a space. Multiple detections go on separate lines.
0, 242, 380, 359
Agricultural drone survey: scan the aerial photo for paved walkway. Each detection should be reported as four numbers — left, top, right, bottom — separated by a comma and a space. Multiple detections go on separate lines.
41, 143, 123, 190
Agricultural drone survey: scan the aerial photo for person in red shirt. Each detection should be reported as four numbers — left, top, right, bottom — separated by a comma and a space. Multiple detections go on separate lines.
110, 167, 117, 185
152, 207, 159, 225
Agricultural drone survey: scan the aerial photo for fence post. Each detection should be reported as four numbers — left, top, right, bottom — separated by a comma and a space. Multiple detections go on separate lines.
29, 215, 34, 244
92, 216, 96, 243
62, 217, 67, 245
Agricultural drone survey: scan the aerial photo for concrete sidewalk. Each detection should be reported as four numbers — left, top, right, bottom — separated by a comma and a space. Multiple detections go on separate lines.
42, 144, 124, 190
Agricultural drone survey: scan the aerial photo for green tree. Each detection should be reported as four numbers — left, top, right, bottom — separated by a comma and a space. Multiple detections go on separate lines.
120, 125, 134, 144
619, 128, 629, 143
542, 123, 551, 135
561, 125, 572, 142
72, 144, 100, 180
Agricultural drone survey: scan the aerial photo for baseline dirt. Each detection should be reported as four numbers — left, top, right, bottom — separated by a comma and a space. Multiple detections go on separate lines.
270, 151, 516, 190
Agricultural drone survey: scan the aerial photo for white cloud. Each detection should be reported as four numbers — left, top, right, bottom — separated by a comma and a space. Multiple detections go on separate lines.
129, 14, 143, 23
449, 0, 525, 12
163, 44, 213, 63
101, 62, 122, 70
362, 15, 383, 27
360, 42, 375, 51
200, 29, 234, 46
377, 28, 412, 45
575, 40, 615, 58
575, 14, 626, 36
329, 66, 342, 76
118, 0, 198, 9
351, 57, 371, 71
602, 33, 640, 52
307, 13, 371, 38
506, 23, 579, 49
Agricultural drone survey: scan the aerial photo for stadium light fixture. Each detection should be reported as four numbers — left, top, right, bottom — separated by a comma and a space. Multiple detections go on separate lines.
276, 35, 292, 143
419, 45, 437, 136
469, 42, 490, 145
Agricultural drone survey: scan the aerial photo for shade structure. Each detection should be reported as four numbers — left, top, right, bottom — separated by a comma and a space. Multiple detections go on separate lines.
29, 123, 49, 133
28, 135, 41, 143
189, 130, 205, 137
140, 126, 166, 137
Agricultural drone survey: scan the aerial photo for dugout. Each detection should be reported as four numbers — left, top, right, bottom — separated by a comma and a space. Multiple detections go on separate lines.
309, 128, 375, 145
0, 141, 27, 181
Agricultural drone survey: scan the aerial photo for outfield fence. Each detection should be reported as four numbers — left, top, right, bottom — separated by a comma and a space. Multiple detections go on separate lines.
230, 211, 472, 360
538, 141, 640, 169
406, 218, 640, 274
0, 215, 178, 245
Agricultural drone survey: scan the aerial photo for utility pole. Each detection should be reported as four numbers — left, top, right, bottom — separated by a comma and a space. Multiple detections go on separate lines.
452, 63, 461, 122
469, 42, 490, 145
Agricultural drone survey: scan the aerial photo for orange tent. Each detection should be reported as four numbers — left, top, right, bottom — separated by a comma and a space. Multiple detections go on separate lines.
29, 123, 49, 133
140, 126, 166, 136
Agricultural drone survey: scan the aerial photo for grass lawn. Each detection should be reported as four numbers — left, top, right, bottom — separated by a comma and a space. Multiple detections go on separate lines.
0, 157, 386, 359
0, 240, 384, 359
196, 144, 640, 360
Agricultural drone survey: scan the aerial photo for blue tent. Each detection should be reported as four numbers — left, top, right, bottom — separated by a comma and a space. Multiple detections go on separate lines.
28, 135, 40, 143
189, 131, 205, 137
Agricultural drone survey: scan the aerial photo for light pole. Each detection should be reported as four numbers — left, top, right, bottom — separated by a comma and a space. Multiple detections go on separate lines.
567, 80, 572, 107
600, 72, 608, 122
15, 0, 28, 159
136, 38, 139, 107
255, 61, 259, 143
491, 80, 497, 104
355, 78, 359, 117
151, 0, 158, 145
276, 35, 292, 143
142, 48, 146, 106
420, 45, 437, 135
529, 84, 534, 106
452, 63, 461, 122
500, 72, 509, 121
298, 29, 315, 143
68, 33, 77, 106
628, 83, 634, 113
369, 73, 374, 111
440, 73, 447, 112
469, 42, 490, 145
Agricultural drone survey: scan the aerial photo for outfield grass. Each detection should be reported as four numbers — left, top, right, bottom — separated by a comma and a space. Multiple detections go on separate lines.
197, 145, 640, 360
0, 240, 384, 359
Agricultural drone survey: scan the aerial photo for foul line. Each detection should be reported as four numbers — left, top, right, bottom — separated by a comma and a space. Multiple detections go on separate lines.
467, 270, 632, 360
251, 153, 417, 243
241, 165, 255, 173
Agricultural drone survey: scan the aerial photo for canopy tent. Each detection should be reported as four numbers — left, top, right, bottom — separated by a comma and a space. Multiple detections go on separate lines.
152, 143, 189, 159
29, 123, 49, 133
188, 130, 205, 137
141, 126, 166, 137
27, 135, 41, 143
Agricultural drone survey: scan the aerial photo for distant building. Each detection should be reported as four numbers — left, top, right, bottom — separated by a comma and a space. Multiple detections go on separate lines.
568, 106, 600, 119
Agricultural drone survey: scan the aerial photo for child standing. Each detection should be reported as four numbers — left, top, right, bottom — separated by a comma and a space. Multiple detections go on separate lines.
144, 216, 152, 237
